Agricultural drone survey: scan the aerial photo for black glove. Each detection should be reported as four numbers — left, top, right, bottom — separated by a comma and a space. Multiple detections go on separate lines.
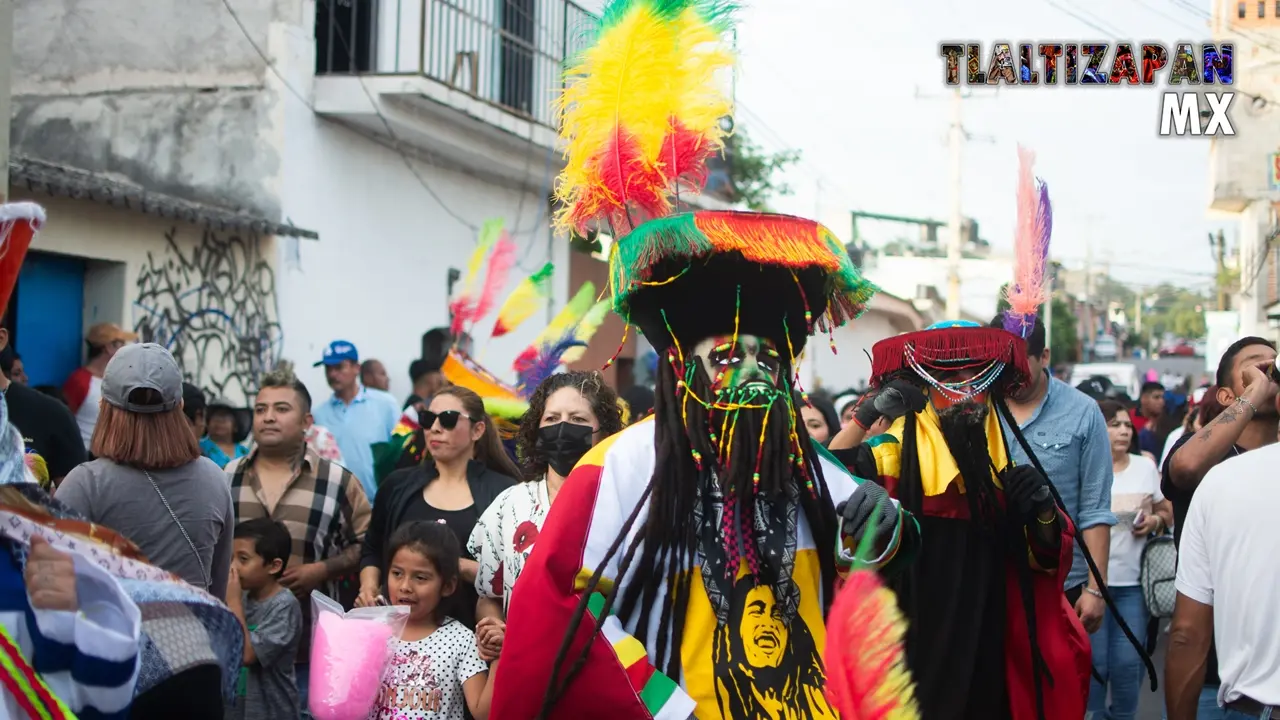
836, 480, 896, 553
853, 380, 927, 430
1002, 465, 1056, 521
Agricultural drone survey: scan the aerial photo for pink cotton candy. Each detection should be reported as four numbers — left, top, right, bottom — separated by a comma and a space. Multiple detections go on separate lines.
309, 612, 396, 720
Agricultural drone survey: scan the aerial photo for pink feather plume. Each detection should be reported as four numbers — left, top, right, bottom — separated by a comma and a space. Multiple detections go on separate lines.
472, 236, 517, 322
1002, 145, 1053, 338
450, 235, 518, 335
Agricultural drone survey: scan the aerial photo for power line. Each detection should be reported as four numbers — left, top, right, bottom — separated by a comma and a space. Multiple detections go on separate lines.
221, 0, 560, 241
1043, 0, 1277, 106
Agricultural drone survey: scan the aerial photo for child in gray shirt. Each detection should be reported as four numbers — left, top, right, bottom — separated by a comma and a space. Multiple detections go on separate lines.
225, 519, 303, 720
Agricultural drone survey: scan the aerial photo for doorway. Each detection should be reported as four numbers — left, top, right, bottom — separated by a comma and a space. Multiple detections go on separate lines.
11, 251, 86, 387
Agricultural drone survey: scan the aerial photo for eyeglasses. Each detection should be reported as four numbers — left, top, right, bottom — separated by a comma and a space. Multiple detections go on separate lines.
419, 409, 474, 430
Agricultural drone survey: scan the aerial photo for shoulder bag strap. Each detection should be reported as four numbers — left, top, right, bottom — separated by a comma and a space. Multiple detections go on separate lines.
142, 469, 212, 591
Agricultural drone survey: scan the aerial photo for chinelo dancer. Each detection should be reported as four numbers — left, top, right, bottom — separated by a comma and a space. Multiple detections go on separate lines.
488, 1, 919, 718
827, 147, 1154, 720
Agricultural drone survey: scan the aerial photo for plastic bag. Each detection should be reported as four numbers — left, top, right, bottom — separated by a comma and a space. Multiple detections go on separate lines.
308, 590, 410, 720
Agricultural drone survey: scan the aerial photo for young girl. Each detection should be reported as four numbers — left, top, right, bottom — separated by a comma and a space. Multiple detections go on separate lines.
371, 521, 495, 720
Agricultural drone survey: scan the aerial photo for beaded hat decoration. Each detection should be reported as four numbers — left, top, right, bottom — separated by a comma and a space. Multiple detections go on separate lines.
553, 0, 877, 358
869, 147, 1051, 401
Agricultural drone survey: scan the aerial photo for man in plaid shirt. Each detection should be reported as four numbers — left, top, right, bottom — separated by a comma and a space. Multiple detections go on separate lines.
225, 365, 372, 714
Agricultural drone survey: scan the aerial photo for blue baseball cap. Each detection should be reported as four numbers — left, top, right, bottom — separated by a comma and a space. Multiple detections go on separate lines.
314, 340, 359, 367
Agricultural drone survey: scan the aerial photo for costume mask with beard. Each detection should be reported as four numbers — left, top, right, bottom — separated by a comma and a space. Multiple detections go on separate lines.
601, 329, 837, 685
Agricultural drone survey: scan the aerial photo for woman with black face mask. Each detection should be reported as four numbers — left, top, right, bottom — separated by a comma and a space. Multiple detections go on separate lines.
466, 371, 624, 661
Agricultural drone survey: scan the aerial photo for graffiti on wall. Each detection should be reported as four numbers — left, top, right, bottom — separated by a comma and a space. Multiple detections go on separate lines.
133, 227, 282, 404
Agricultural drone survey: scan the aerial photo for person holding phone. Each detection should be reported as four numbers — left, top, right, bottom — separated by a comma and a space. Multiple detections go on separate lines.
1093, 399, 1174, 719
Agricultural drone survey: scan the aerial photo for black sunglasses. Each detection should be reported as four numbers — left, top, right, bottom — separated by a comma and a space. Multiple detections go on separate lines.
419, 409, 475, 430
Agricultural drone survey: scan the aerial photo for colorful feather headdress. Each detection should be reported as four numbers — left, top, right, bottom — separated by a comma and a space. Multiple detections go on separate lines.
439, 282, 618, 435
556, 0, 876, 355
450, 219, 518, 338
1000, 146, 1053, 340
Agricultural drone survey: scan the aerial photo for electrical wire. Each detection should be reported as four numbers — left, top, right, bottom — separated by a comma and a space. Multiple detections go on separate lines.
222, 0, 564, 240
1043, 0, 1278, 107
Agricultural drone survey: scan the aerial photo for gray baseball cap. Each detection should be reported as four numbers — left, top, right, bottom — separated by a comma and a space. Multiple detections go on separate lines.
101, 343, 184, 413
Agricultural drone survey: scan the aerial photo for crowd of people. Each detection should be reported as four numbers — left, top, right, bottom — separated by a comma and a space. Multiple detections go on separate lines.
7, 0, 1280, 716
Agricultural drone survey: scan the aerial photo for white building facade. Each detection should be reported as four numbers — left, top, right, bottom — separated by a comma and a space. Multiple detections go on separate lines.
11, 0, 597, 404
1209, 0, 1280, 340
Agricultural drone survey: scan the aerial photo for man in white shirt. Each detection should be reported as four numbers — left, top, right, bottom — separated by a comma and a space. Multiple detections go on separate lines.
1165, 438, 1280, 719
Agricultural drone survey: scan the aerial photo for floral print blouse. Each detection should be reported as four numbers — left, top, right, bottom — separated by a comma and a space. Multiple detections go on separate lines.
467, 479, 550, 613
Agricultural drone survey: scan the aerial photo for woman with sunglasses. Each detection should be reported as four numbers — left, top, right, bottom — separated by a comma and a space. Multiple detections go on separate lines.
356, 386, 520, 630
466, 371, 624, 661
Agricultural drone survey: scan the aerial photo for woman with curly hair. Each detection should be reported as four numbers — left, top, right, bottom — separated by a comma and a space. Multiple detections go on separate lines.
467, 371, 623, 660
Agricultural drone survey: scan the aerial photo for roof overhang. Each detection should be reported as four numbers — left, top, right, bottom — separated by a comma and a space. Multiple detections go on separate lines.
8, 155, 318, 239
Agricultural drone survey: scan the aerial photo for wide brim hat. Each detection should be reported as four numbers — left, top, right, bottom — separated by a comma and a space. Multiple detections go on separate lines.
609, 210, 877, 355
869, 320, 1031, 394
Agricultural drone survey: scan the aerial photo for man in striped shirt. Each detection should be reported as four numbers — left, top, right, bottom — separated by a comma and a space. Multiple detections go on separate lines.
225, 365, 372, 713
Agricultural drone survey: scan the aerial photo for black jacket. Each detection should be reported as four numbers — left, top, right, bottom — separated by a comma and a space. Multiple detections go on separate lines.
359, 459, 516, 570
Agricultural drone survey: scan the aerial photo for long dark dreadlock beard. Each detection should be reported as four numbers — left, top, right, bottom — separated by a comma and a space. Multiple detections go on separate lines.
536, 355, 839, 719
933, 398, 1052, 720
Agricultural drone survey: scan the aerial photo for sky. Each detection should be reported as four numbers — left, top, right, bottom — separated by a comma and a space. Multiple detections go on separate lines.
731, 0, 1234, 293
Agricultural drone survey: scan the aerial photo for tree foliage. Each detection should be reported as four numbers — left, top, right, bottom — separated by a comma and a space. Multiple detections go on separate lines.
724, 127, 800, 212
996, 288, 1080, 363
1130, 283, 1209, 342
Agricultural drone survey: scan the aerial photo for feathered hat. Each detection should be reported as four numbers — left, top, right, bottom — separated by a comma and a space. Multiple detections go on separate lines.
556, 0, 876, 360
867, 147, 1051, 400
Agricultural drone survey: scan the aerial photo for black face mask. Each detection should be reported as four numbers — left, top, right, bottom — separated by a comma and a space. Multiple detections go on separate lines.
536, 422, 595, 478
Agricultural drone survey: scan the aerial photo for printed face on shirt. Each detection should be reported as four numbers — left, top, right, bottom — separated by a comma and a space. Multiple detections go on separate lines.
692, 334, 782, 393
711, 575, 836, 719
388, 546, 455, 623
799, 405, 830, 445
738, 584, 789, 668
1106, 408, 1134, 453
232, 538, 282, 591
424, 393, 483, 464
253, 386, 312, 451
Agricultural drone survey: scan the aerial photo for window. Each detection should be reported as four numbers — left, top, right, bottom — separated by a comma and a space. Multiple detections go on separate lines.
1260, 1, 1266, 18
1240, 1, 1247, 17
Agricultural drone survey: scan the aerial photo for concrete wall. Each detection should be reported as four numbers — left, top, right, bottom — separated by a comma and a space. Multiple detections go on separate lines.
12, 0, 283, 218
797, 310, 901, 393
866, 254, 1014, 322
277, 114, 567, 404
18, 195, 282, 405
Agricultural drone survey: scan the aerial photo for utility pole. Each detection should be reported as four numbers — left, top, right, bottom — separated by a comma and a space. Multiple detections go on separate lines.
946, 88, 963, 320
1212, 229, 1228, 311
1084, 239, 1094, 360
0, 0, 12, 199
914, 85, 996, 320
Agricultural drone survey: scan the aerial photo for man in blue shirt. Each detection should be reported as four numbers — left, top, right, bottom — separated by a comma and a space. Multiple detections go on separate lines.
310, 340, 400, 500
991, 316, 1116, 634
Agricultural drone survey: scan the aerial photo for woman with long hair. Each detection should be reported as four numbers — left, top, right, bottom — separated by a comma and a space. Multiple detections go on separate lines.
357, 385, 518, 629
467, 371, 624, 659
1091, 400, 1174, 720
56, 343, 235, 599
796, 393, 840, 446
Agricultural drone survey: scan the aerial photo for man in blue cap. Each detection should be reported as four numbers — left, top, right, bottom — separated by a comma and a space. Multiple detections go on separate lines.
310, 340, 399, 499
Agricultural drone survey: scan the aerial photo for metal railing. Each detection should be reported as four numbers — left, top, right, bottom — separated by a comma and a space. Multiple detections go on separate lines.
316, 0, 598, 127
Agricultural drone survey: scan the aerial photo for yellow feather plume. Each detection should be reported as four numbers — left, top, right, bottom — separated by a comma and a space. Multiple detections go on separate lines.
554, 0, 736, 235
462, 218, 504, 297
560, 299, 613, 363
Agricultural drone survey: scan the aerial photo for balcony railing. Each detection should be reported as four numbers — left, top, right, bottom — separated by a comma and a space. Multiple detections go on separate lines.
316, 0, 598, 128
